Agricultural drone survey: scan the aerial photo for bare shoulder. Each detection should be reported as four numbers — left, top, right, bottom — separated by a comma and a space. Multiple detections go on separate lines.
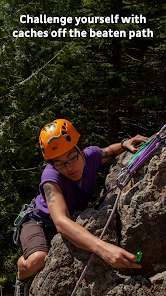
43, 181, 62, 195
43, 182, 63, 210
43, 182, 70, 222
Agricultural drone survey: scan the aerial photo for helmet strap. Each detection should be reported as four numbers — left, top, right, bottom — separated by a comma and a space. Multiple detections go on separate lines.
75, 144, 86, 187
75, 144, 86, 167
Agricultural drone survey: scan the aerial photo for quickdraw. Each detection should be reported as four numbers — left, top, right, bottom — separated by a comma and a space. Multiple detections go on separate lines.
71, 124, 166, 296
12, 199, 37, 245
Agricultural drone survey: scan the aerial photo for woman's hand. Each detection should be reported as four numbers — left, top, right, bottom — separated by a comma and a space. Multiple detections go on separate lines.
99, 241, 142, 269
122, 135, 149, 153
101, 134, 149, 163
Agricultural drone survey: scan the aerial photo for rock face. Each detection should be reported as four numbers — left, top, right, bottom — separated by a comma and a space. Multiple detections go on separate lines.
30, 143, 166, 296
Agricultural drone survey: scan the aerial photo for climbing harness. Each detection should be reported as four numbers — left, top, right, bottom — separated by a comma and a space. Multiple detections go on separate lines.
12, 198, 55, 245
71, 124, 166, 296
12, 199, 37, 245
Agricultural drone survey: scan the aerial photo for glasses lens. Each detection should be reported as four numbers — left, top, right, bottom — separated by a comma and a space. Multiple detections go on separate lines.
54, 163, 65, 169
67, 154, 79, 164
53, 153, 79, 170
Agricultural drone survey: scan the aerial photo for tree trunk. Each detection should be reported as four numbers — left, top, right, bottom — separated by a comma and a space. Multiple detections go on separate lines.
108, 0, 122, 142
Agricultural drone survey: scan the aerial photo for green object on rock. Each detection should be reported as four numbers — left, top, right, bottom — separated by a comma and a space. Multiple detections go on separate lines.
136, 251, 142, 263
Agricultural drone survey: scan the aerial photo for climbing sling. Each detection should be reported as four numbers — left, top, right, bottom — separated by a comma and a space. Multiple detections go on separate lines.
71, 124, 166, 296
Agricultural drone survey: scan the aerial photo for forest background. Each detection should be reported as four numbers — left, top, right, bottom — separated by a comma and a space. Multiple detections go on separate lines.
0, 0, 166, 295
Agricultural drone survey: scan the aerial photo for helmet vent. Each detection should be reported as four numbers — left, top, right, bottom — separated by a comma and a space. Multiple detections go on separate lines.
41, 147, 44, 153
65, 135, 71, 142
62, 131, 67, 135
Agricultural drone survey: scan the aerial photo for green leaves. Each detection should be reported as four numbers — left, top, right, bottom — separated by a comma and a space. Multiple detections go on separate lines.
0, 0, 166, 294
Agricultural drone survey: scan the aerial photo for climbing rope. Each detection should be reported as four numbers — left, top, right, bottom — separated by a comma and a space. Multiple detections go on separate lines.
71, 124, 166, 296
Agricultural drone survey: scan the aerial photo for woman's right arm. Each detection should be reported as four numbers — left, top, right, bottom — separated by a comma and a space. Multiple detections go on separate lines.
43, 181, 141, 269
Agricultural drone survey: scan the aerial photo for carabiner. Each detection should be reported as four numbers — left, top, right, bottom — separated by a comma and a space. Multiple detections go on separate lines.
116, 167, 132, 188
156, 124, 166, 137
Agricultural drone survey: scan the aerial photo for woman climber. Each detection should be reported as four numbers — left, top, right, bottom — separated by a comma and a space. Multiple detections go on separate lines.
14, 119, 148, 296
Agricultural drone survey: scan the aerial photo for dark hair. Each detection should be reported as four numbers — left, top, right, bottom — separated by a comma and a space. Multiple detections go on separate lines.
77, 137, 84, 151
48, 137, 84, 166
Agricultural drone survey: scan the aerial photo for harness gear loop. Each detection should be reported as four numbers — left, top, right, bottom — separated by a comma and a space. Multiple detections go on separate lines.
12, 198, 37, 245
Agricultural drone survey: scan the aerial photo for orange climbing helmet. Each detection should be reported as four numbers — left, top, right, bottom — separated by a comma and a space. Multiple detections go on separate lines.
39, 119, 81, 160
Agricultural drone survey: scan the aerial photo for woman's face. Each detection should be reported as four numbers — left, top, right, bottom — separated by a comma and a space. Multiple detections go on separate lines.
52, 147, 84, 181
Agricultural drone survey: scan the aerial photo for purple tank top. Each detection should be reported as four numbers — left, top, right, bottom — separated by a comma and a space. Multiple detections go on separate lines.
30, 146, 102, 222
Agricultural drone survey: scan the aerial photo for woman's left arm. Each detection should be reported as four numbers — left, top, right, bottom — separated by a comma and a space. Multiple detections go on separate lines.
100, 135, 149, 164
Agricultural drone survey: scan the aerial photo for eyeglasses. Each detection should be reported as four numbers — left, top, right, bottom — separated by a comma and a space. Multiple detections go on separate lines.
53, 153, 80, 170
